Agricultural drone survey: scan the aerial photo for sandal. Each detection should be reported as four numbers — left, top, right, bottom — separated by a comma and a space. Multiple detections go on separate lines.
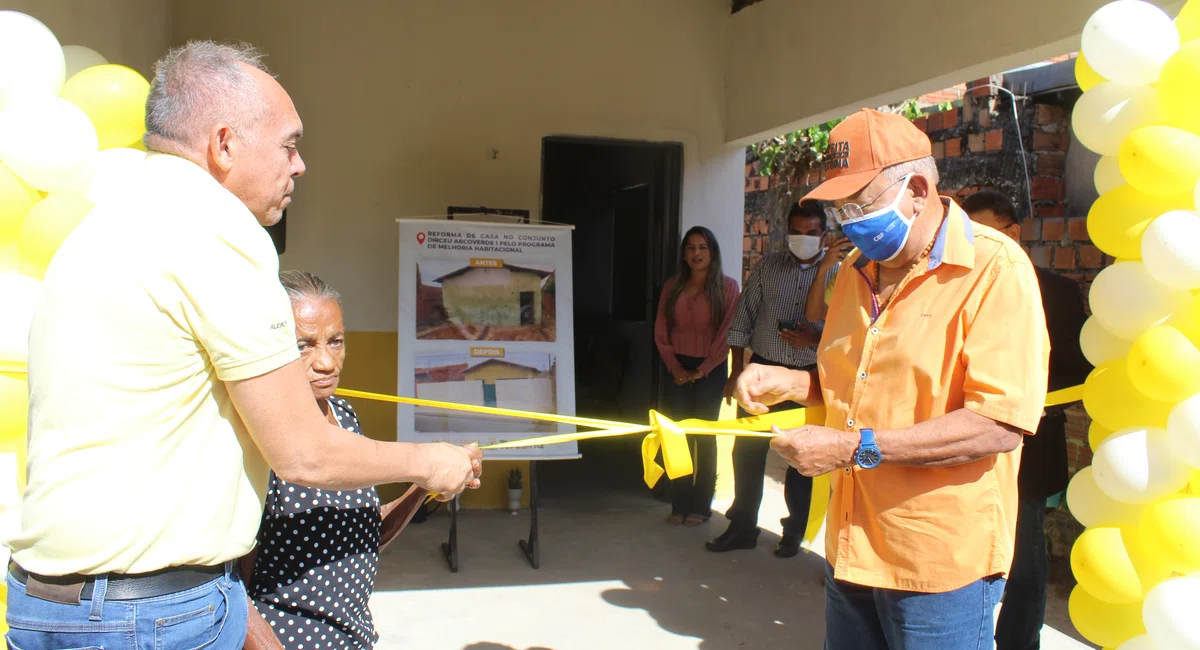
683, 514, 708, 527
666, 514, 685, 526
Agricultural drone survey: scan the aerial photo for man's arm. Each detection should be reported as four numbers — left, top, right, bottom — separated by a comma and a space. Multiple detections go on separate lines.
770, 409, 1023, 476
228, 359, 481, 494
875, 409, 1023, 467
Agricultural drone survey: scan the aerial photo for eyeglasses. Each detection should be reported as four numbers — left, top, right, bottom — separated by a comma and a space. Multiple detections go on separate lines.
824, 173, 914, 225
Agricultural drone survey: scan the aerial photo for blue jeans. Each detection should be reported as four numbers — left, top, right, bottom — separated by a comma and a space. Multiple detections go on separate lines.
5, 565, 247, 650
824, 562, 1006, 650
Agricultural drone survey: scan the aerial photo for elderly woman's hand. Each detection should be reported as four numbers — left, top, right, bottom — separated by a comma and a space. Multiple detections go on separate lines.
416, 442, 482, 501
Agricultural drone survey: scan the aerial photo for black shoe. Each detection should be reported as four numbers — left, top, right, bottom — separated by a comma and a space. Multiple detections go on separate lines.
705, 527, 758, 553
774, 535, 801, 558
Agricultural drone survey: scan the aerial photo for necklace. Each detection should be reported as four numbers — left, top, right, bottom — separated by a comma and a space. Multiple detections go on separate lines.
873, 232, 938, 313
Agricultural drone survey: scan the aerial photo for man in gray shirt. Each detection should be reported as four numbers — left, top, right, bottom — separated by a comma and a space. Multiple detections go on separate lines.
707, 200, 826, 557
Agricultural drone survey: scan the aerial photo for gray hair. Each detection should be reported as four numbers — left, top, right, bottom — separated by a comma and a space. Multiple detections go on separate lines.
145, 41, 271, 148
279, 270, 342, 308
880, 156, 940, 186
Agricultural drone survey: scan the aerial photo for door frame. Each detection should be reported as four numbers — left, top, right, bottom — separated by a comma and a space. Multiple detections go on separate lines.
539, 136, 684, 410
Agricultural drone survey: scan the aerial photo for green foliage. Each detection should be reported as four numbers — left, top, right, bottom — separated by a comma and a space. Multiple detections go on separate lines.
753, 98, 951, 181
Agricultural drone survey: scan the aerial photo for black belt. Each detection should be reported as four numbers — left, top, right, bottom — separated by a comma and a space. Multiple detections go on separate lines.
9, 561, 225, 602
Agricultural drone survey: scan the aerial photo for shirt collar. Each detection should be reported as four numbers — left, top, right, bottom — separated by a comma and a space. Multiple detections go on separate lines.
927, 198, 975, 271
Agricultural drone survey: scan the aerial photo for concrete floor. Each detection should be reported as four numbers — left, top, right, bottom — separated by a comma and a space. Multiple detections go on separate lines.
368, 453, 1096, 650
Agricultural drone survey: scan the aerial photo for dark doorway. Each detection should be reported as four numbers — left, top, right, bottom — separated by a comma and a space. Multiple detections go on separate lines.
519, 291, 535, 326
539, 137, 683, 497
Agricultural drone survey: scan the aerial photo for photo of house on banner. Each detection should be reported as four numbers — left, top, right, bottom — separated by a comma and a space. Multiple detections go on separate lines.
415, 260, 556, 342
413, 351, 558, 439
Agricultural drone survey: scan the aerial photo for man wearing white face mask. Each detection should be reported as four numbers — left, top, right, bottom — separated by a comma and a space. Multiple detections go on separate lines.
732, 108, 1050, 649
706, 200, 828, 558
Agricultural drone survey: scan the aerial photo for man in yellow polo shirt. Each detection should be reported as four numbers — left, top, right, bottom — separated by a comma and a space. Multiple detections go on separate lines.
6, 41, 481, 650
735, 109, 1049, 649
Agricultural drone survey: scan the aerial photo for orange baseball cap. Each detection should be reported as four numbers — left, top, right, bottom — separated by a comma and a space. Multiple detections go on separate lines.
802, 108, 933, 201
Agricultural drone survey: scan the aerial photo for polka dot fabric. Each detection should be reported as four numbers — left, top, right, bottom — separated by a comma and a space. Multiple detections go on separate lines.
250, 397, 383, 650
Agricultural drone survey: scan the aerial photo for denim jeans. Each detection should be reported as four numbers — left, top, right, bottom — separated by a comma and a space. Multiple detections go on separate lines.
995, 495, 1049, 650
5, 565, 247, 650
824, 562, 1006, 650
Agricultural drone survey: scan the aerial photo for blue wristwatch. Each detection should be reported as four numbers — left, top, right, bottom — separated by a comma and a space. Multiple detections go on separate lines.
854, 428, 882, 469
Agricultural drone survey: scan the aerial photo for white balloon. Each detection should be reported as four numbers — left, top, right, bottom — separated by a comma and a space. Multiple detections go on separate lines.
82, 148, 145, 205
1082, 0, 1180, 85
1065, 465, 1146, 527
1080, 315, 1134, 367
1142, 211, 1200, 290
1194, 175, 1200, 211
1072, 83, 1162, 156
0, 98, 98, 193
1118, 635, 1161, 650
1090, 261, 1194, 339
1143, 577, 1200, 649
1095, 155, 1127, 195
1168, 394, 1200, 470
61, 45, 107, 80
1093, 427, 1195, 503
0, 271, 43, 365
0, 11, 65, 112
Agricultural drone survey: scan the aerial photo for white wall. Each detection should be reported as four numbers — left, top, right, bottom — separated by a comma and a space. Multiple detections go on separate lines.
3, 0, 170, 78
725, 0, 1186, 145
170, 0, 741, 332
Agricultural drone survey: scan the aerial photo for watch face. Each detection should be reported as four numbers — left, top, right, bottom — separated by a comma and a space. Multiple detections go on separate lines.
857, 448, 882, 468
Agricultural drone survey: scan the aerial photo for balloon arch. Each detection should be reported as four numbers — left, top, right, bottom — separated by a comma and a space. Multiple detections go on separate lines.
1, 2, 1199, 646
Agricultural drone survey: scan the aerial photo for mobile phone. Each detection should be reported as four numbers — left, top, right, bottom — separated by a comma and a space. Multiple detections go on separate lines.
778, 319, 806, 332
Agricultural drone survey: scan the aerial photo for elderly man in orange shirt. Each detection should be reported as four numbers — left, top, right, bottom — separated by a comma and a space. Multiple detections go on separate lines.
734, 109, 1049, 650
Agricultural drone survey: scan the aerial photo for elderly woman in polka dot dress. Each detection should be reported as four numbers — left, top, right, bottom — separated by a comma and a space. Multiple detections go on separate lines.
241, 271, 436, 650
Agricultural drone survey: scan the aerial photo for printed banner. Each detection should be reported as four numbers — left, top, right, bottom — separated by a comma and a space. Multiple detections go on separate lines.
396, 219, 578, 459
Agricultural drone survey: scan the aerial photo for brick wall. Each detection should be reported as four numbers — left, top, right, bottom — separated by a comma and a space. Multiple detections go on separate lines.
744, 76, 1108, 479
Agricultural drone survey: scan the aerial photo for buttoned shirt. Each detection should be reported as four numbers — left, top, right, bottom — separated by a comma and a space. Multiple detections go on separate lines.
818, 198, 1049, 593
728, 250, 825, 368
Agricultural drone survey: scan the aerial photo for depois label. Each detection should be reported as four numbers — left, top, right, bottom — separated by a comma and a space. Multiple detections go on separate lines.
470, 347, 505, 358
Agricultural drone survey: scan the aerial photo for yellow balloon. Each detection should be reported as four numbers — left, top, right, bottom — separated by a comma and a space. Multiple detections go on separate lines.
1119, 126, 1200, 197
16, 192, 93, 279
1167, 294, 1200, 345
1159, 41, 1200, 134
1087, 185, 1192, 259
1122, 523, 1175, 594
1084, 360, 1175, 431
1141, 496, 1200, 573
0, 160, 39, 246
0, 243, 16, 273
60, 64, 149, 150
1190, 469, 1200, 494
0, 373, 27, 491
1090, 421, 1116, 449
1126, 325, 1200, 402
1180, 0, 1200, 43
1077, 53, 1108, 91
1071, 527, 1146, 604
1068, 585, 1146, 647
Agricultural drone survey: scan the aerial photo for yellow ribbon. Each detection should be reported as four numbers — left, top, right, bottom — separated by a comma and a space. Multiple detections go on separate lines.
340, 385, 1084, 488
337, 383, 1085, 543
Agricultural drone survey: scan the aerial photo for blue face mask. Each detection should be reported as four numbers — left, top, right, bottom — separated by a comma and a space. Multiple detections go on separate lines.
840, 174, 916, 262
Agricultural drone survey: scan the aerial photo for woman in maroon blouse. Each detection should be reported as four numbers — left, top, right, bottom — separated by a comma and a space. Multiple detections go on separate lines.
654, 226, 740, 526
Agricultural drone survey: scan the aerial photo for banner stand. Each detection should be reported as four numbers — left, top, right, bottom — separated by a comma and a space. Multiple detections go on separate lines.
397, 212, 577, 572
441, 458, 542, 573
